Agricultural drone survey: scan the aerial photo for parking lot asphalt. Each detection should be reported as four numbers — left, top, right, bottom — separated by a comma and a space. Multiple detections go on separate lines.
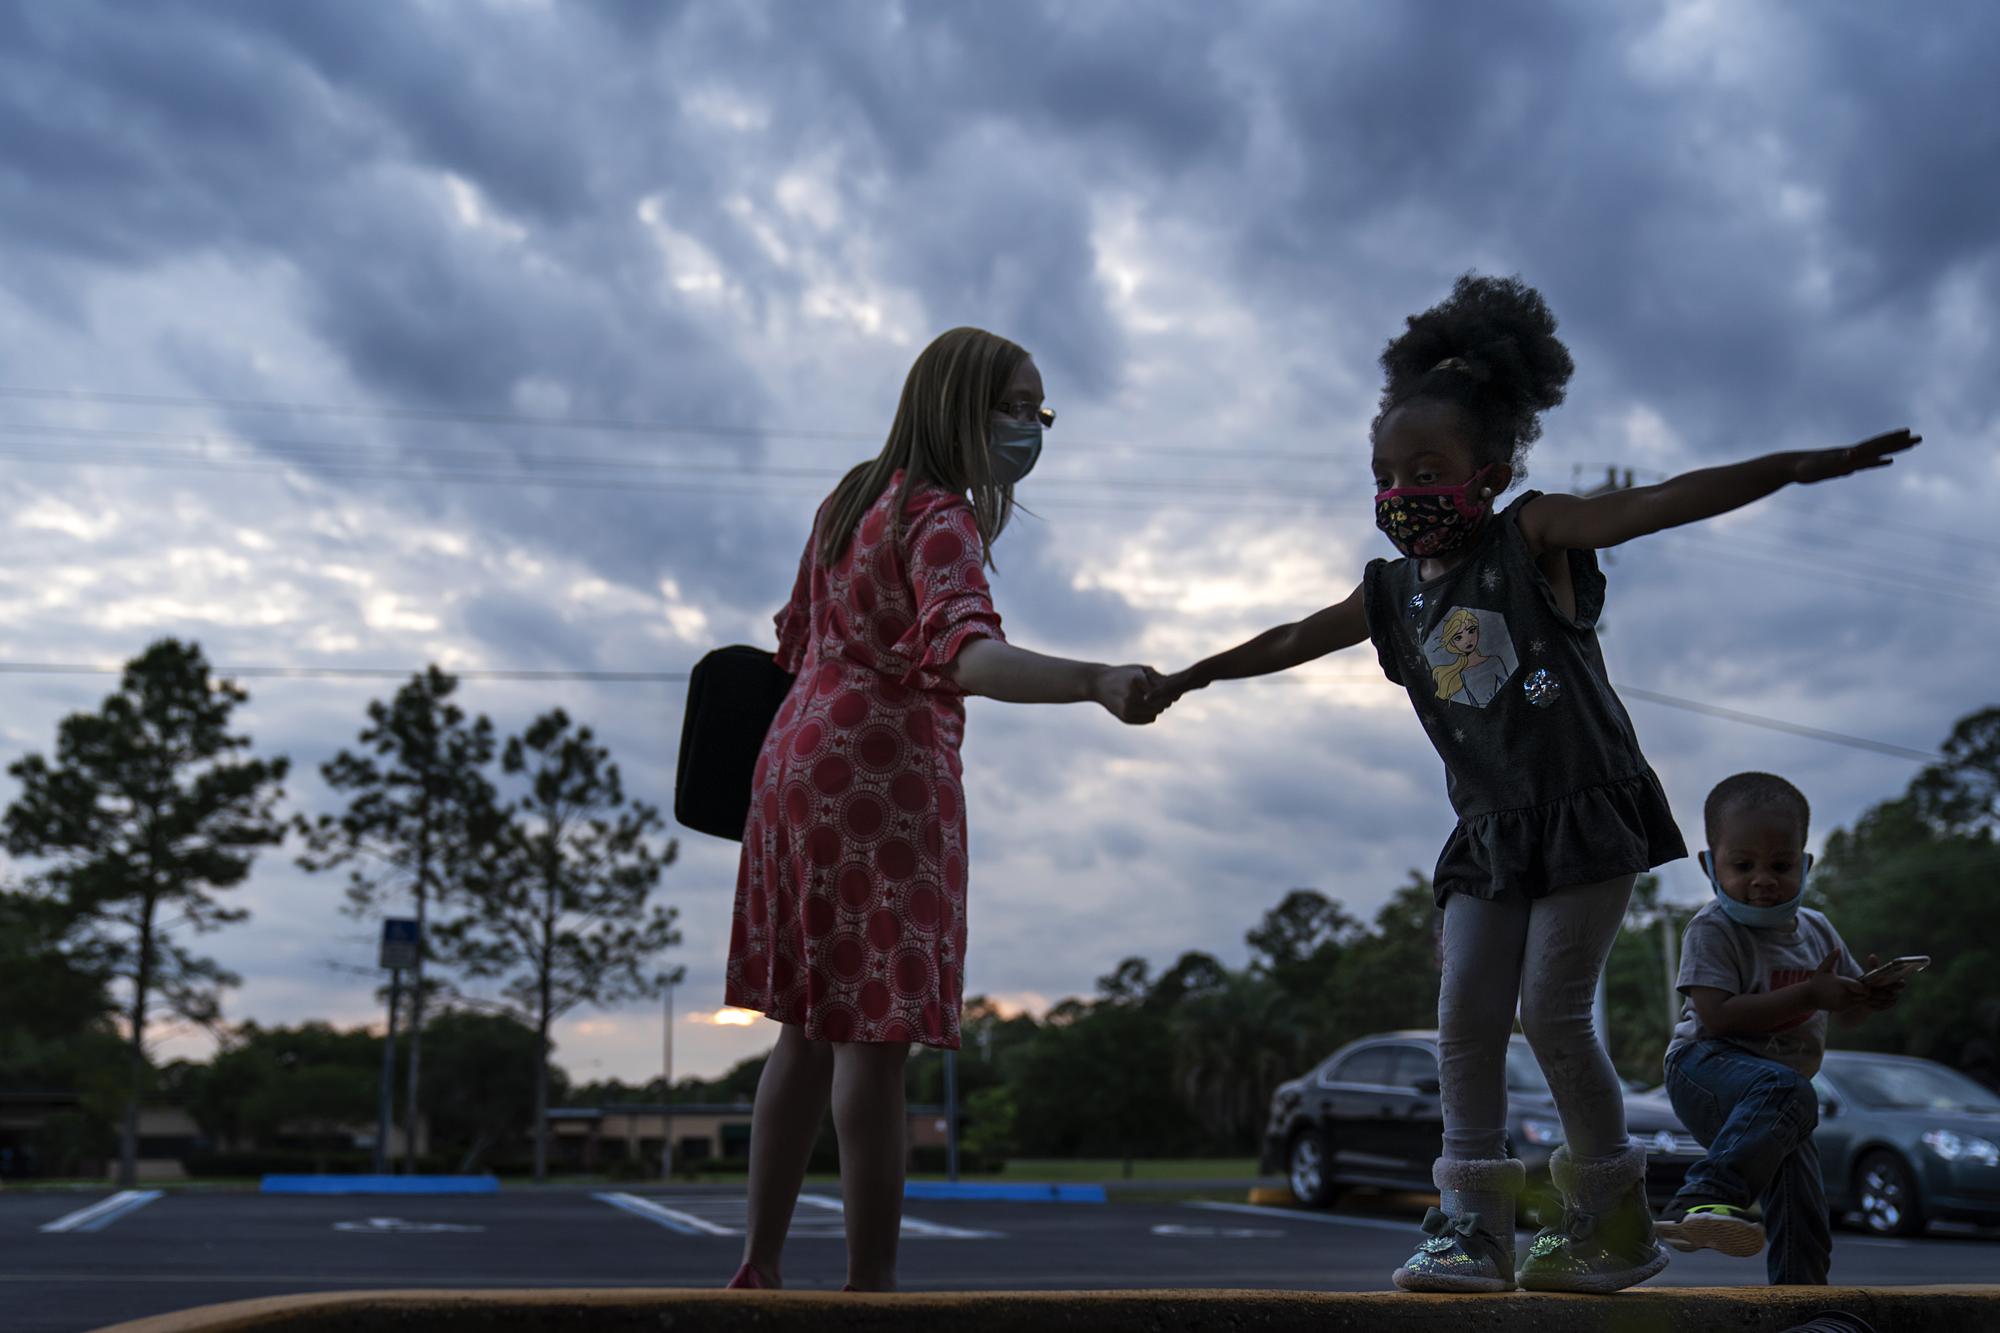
8, 1187, 1999, 1333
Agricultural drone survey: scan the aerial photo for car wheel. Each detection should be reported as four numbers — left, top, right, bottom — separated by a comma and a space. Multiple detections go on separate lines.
1854, 1150, 1924, 1237
1287, 1128, 1338, 1208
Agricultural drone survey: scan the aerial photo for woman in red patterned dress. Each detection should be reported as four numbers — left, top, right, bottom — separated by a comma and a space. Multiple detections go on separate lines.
724, 328, 1161, 1292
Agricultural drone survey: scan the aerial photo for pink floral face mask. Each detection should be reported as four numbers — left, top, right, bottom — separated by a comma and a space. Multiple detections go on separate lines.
1374, 466, 1495, 558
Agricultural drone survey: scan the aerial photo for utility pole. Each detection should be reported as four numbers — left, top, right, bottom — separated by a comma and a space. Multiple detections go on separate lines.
1660, 913, 1681, 1035
660, 978, 675, 1181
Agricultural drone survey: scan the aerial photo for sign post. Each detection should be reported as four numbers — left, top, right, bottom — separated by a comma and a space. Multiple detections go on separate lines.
375, 919, 420, 1175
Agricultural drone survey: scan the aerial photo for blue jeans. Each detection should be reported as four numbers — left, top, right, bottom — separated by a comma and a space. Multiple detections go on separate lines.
1665, 1039, 1831, 1285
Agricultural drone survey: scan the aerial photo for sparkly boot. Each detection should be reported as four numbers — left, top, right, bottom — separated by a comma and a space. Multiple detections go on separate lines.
1519, 1145, 1669, 1293
1391, 1156, 1524, 1293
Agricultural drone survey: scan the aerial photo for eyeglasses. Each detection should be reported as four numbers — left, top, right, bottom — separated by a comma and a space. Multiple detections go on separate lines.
994, 400, 1056, 429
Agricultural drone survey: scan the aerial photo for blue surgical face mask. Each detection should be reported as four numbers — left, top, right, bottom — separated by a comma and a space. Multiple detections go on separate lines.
988, 417, 1043, 485
1700, 849, 1813, 929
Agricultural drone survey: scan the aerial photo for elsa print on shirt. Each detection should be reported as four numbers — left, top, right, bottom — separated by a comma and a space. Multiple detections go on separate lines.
1426, 606, 1519, 707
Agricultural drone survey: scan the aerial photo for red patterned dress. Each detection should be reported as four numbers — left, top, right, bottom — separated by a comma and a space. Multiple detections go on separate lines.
725, 472, 1004, 1048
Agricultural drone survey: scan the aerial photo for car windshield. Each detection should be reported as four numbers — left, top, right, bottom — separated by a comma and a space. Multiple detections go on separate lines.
1831, 1059, 2000, 1113
1505, 1043, 1553, 1096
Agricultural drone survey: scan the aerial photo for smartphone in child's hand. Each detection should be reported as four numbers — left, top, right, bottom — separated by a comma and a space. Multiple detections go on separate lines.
1860, 955, 1929, 986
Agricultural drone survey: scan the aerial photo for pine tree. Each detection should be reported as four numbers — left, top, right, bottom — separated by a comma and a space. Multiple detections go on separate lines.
4, 640, 288, 1187
441, 709, 678, 1181
297, 666, 499, 1172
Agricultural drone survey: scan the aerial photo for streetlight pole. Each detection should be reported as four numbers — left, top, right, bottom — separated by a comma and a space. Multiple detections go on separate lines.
943, 1048, 960, 1181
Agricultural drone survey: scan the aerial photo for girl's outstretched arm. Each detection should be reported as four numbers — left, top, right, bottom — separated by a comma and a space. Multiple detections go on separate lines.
1519, 428, 1920, 555
1151, 582, 1367, 704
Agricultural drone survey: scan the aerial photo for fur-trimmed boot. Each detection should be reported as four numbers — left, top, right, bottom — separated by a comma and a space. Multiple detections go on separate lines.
1518, 1144, 1669, 1293
1391, 1156, 1524, 1293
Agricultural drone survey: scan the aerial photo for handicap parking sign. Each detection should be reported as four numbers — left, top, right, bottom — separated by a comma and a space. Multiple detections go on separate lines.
379, 918, 421, 971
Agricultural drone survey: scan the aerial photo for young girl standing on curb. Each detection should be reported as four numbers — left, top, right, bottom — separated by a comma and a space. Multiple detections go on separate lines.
725, 327, 1162, 1294
1151, 275, 1919, 1294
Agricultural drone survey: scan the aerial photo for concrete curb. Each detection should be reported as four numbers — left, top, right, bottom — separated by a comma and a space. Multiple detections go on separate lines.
91, 1285, 2000, 1333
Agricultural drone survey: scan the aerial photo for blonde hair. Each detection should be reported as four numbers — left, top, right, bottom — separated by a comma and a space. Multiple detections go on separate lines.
1431, 607, 1482, 701
816, 327, 1027, 570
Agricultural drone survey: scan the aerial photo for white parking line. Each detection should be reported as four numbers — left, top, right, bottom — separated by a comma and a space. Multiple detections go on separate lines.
797, 1193, 1000, 1239
1186, 1200, 1417, 1235
592, 1192, 733, 1236
38, 1191, 164, 1234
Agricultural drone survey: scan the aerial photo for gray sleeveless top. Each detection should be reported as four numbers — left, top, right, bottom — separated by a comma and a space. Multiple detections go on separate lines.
1362, 491, 1686, 905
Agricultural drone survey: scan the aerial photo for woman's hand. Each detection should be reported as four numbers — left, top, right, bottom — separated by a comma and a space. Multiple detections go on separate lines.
1093, 665, 1165, 724
1792, 428, 1922, 484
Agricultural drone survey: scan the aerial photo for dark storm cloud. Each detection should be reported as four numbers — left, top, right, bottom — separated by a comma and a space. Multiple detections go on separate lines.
2, 0, 1988, 1064
1225, 0, 2000, 446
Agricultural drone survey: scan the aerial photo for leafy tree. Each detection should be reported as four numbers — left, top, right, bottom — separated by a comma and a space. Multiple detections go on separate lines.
441, 709, 679, 1181
420, 1009, 553, 1171
1816, 792, 2000, 1078
1171, 968, 1307, 1150
0, 885, 123, 1177
1908, 707, 2000, 836
4, 640, 288, 1186
181, 1023, 379, 1168
297, 667, 498, 1171
0, 886, 116, 1079
1322, 872, 1441, 1049
1599, 874, 1690, 1085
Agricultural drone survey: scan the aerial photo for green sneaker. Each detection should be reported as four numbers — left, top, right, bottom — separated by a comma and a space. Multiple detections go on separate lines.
1656, 1201, 1765, 1257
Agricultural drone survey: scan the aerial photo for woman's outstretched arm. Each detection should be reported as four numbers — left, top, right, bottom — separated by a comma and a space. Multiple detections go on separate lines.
946, 638, 1161, 723
1519, 428, 1920, 555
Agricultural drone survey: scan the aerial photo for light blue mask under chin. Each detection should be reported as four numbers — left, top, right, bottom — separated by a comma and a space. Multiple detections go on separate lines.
1700, 850, 1813, 929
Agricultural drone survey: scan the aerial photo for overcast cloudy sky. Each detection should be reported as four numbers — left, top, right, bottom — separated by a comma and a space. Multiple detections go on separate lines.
2, 1, 1992, 1085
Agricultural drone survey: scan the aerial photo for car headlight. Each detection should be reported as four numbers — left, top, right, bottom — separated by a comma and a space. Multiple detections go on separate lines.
1519, 1118, 1564, 1146
1923, 1129, 2000, 1167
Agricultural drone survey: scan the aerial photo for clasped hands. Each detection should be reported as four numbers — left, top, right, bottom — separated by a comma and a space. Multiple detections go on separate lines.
1092, 665, 1205, 725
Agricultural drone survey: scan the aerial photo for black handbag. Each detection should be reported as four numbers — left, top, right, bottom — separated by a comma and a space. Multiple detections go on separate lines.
674, 645, 798, 841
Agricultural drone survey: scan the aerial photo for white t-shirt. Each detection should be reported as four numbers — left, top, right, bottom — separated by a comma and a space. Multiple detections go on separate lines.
1666, 900, 1860, 1077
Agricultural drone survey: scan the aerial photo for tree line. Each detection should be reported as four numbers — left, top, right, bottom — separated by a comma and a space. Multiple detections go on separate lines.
588, 705, 2000, 1162
7, 640, 1995, 1175
1, 639, 679, 1185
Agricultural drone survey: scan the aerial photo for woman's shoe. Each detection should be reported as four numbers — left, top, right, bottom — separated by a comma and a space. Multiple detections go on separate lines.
725, 1262, 767, 1289
1518, 1146, 1670, 1293
1392, 1156, 1525, 1293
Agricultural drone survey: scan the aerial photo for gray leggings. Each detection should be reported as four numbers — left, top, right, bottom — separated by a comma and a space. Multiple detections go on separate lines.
1438, 875, 1634, 1162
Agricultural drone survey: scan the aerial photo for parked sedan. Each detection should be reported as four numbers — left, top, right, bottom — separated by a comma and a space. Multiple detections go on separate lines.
1814, 1050, 2000, 1236
1263, 1029, 1701, 1214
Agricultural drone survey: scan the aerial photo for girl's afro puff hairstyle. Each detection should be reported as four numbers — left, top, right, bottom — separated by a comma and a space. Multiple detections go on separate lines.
1371, 273, 1575, 485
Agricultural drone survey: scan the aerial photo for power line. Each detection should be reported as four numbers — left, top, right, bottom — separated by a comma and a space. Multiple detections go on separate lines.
0, 662, 689, 683
0, 659, 1940, 762
0, 385, 1335, 463
0, 424, 1347, 497
1615, 688, 1940, 763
